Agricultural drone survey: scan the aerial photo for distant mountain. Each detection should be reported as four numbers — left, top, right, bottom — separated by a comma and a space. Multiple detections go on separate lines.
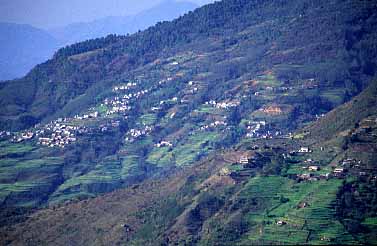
0, 23, 59, 81
0, 1, 198, 81
49, 0, 199, 45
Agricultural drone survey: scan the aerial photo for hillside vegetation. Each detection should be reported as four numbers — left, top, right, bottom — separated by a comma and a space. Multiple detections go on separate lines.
2, 86, 377, 244
0, 0, 376, 244
307, 79, 377, 140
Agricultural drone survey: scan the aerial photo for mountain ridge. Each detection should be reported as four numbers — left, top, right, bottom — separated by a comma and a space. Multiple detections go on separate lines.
0, 1, 199, 81
49, 0, 199, 46
0, 22, 59, 81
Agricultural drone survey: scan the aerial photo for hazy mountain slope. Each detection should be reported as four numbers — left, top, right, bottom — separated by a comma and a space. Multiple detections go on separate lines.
0, 1, 376, 241
0, 23, 59, 81
49, 0, 199, 45
0, 1, 198, 82
1, 0, 376, 131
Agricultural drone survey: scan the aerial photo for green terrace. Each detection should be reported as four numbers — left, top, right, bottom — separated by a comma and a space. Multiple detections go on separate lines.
147, 130, 219, 167
0, 141, 36, 157
239, 176, 357, 245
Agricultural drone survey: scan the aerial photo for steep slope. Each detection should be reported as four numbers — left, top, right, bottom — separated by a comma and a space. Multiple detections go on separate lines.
0, 0, 376, 234
0, 23, 59, 81
49, 0, 199, 45
307, 79, 377, 141
1, 82, 377, 244
1, 0, 376, 131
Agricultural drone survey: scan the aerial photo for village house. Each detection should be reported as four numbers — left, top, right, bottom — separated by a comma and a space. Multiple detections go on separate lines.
200, 121, 227, 131
155, 141, 173, 148
298, 202, 309, 209
298, 147, 311, 153
298, 173, 313, 180
21, 132, 34, 140
38, 137, 52, 146
276, 220, 287, 226
151, 107, 161, 111
333, 168, 346, 177
239, 156, 250, 165
341, 158, 356, 166
308, 166, 320, 172
260, 105, 283, 115
219, 167, 231, 176
319, 173, 331, 180
89, 112, 98, 118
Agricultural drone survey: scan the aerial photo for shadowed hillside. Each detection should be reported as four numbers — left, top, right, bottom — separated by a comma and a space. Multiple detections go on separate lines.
307, 79, 377, 140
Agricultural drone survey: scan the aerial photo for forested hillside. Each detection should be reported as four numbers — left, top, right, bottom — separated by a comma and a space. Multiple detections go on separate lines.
1, 0, 376, 130
0, 0, 376, 245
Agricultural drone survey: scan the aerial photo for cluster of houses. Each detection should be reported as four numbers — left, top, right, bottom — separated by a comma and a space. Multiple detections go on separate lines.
204, 100, 240, 109
259, 105, 283, 115
158, 77, 174, 85
11, 132, 34, 143
125, 126, 153, 142
36, 117, 125, 148
7, 117, 81, 148
187, 81, 202, 94
338, 158, 374, 177
0, 131, 11, 140
112, 82, 137, 92
200, 121, 227, 131
103, 81, 151, 117
159, 97, 179, 106
340, 158, 360, 168
74, 111, 99, 120
98, 120, 121, 133
298, 147, 312, 153
297, 162, 349, 182
103, 88, 150, 116
37, 123, 78, 148
5, 116, 87, 147
245, 121, 282, 139
315, 114, 325, 120
283, 146, 352, 181
245, 121, 266, 138
297, 167, 347, 181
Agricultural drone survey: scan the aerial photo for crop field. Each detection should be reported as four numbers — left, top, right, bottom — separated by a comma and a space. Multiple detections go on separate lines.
137, 113, 158, 126
147, 130, 219, 167
0, 142, 35, 157
239, 176, 357, 245
321, 89, 346, 106
256, 73, 282, 88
